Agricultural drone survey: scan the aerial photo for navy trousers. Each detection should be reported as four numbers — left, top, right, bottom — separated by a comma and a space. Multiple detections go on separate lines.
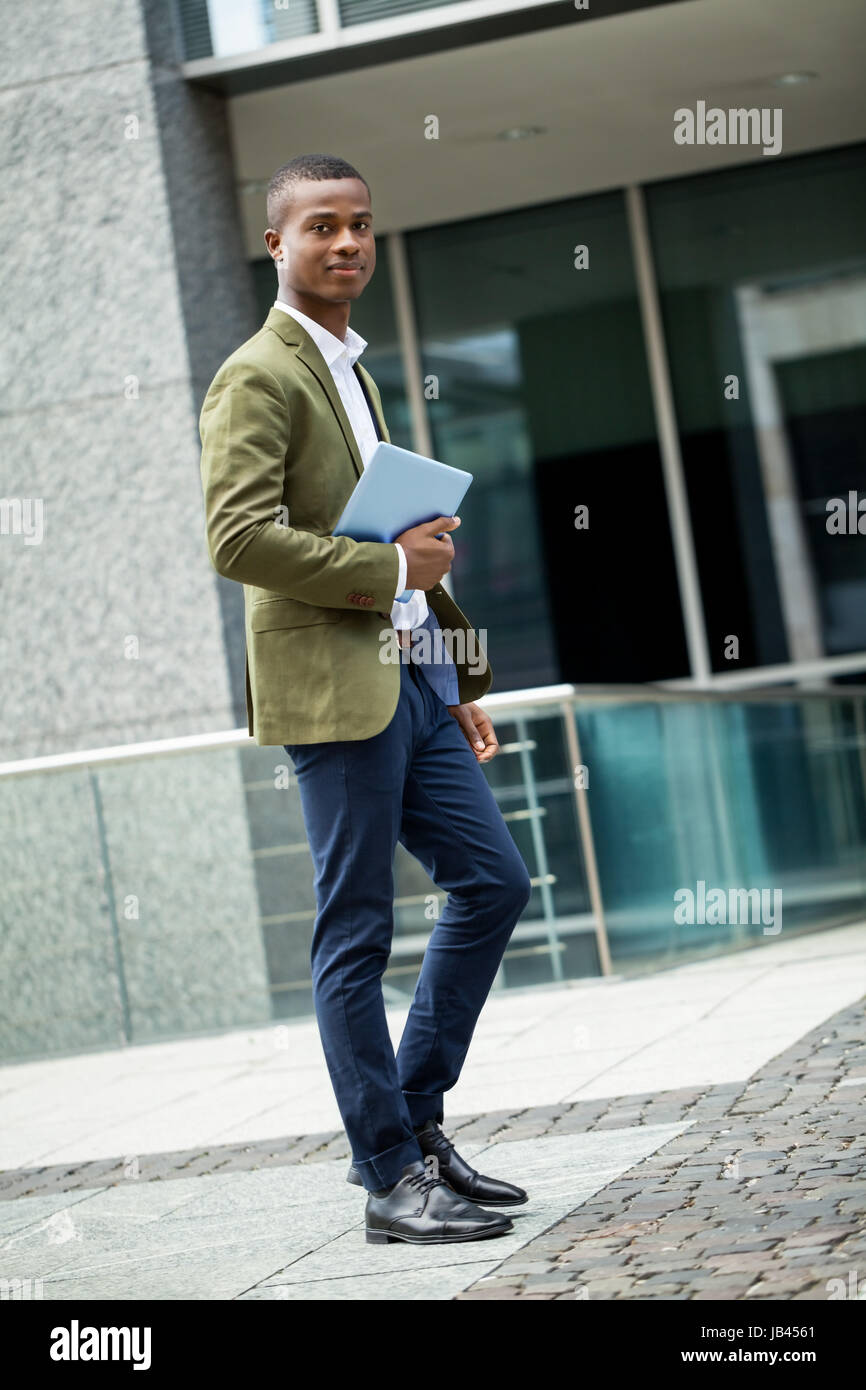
284, 658, 532, 1192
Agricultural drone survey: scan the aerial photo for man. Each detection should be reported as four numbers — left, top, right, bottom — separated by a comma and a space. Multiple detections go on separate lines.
199, 153, 532, 1246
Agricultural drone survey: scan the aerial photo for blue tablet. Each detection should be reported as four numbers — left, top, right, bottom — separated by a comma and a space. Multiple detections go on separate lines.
332, 442, 473, 602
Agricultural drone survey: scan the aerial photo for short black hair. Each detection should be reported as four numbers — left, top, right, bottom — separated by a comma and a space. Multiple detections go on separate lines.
266, 154, 370, 230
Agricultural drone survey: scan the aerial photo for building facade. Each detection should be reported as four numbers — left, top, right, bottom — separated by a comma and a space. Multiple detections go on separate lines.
1, 0, 865, 1059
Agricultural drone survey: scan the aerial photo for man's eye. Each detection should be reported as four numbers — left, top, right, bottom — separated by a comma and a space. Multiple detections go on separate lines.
309, 221, 369, 232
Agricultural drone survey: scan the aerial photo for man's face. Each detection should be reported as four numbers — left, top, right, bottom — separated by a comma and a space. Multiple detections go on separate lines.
270, 177, 375, 305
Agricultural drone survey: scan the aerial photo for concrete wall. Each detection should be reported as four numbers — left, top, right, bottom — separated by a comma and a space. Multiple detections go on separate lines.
0, 0, 259, 761
0, 1, 271, 1059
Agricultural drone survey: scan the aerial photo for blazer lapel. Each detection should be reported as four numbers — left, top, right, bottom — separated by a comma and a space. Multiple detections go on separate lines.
265, 306, 365, 481
354, 361, 391, 445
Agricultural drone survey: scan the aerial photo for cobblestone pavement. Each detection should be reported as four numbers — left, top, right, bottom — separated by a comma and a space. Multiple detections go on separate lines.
455, 996, 866, 1300
2, 999, 863, 1303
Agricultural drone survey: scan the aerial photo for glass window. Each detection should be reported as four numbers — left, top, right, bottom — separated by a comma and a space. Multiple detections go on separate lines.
408, 192, 688, 690
341, 0, 468, 24
177, 0, 318, 60
776, 344, 866, 658
646, 144, 866, 675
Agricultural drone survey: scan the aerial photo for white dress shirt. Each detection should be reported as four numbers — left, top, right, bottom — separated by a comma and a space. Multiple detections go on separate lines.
272, 299, 429, 632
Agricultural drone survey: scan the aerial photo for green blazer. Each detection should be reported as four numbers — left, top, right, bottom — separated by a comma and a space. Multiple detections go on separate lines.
198, 306, 493, 745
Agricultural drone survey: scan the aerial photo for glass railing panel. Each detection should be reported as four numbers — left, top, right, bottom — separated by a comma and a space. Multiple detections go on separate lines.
2, 689, 865, 1061
575, 694, 866, 971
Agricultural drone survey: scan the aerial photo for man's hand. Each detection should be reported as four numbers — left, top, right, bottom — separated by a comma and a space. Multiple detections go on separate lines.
446, 701, 499, 763
395, 515, 460, 591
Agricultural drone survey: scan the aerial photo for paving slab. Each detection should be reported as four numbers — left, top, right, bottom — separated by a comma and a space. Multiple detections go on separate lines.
0, 1126, 686, 1300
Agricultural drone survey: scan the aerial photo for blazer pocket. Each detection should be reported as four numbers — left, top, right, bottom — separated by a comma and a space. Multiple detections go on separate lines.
250, 597, 343, 631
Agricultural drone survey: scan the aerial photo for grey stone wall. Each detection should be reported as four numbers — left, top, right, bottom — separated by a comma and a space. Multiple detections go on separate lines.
0, 750, 272, 1061
0, 0, 258, 762
0, 1, 271, 1059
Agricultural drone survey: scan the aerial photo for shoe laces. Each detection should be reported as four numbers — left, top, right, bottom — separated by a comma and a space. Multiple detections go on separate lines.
424, 1124, 456, 1161
405, 1161, 445, 1197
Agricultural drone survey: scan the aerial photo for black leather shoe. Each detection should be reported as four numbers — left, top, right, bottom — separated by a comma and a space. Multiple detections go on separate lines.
365, 1159, 513, 1245
348, 1120, 529, 1206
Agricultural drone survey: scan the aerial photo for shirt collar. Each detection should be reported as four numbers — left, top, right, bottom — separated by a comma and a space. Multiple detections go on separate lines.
272, 299, 368, 368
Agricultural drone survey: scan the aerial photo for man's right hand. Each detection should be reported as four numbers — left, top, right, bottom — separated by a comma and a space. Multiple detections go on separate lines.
395, 515, 460, 591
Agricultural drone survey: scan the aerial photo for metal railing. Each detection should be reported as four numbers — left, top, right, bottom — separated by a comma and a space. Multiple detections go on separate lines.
4, 676, 866, 1011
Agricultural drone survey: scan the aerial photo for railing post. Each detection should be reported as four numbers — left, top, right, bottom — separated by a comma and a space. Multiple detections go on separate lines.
561, 700, 613, 976
514, 715, 564, 982
89, 770, 132, 1045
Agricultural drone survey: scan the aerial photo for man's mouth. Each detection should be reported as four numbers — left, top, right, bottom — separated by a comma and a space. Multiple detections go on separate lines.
328, 264, 362, 275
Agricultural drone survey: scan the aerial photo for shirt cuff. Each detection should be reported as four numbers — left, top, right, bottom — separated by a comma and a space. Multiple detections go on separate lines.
394, 543, 408, 599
